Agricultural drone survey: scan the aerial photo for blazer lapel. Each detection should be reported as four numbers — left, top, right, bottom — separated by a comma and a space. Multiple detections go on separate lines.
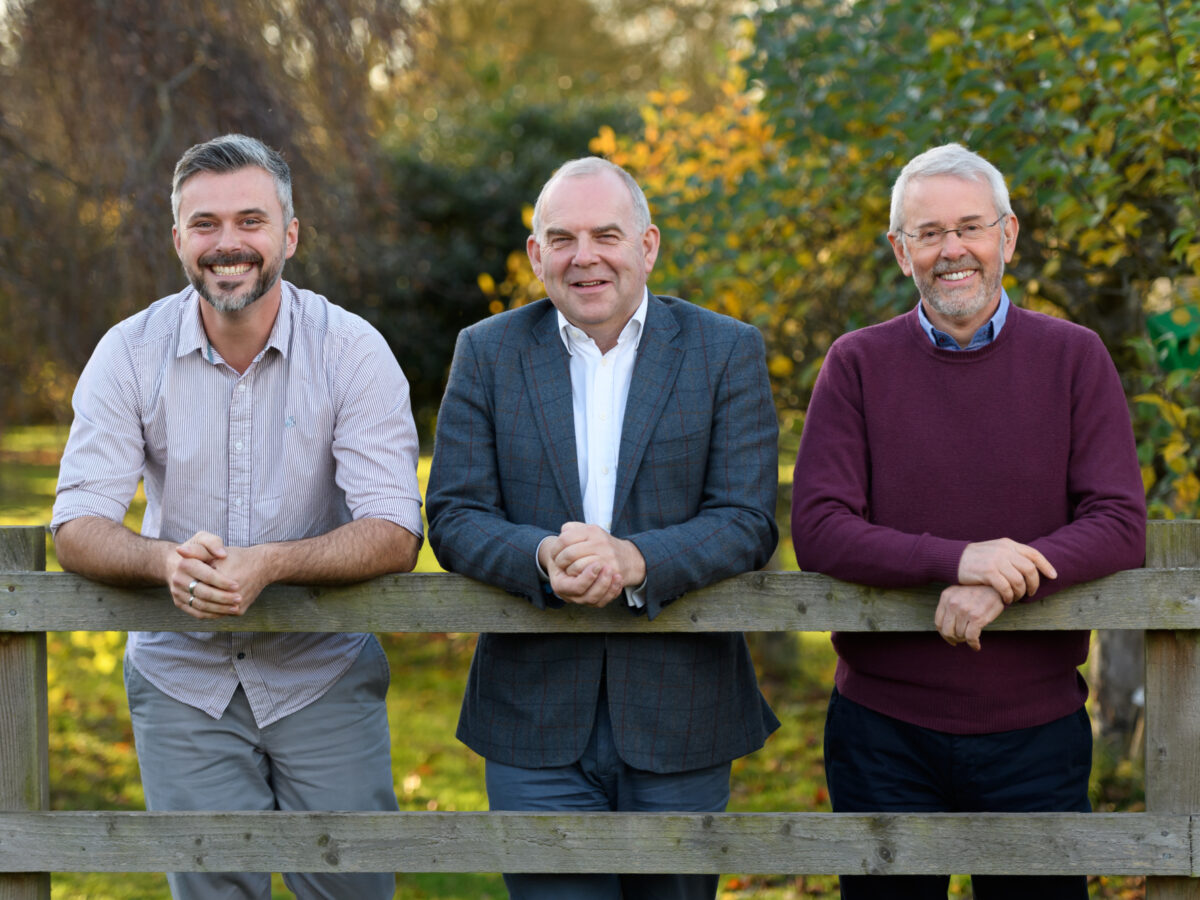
522, 307, 585, 521
612, 295, 683, 524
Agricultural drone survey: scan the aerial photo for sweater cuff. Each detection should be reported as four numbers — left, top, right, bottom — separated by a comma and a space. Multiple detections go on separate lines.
916, 535, 971, 584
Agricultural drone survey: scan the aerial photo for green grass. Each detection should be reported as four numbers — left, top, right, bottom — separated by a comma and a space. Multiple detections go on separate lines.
2, 425, 1149, 899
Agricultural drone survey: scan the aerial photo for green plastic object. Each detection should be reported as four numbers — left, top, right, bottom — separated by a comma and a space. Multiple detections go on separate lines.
1147, 305, 1200, 372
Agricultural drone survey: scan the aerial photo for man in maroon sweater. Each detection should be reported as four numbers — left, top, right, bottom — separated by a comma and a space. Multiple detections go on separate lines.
791, 143, 1146, 900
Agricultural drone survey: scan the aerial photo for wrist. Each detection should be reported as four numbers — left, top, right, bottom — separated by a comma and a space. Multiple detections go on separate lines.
253, 542, 286, 583
159, 539, 181, 585
618, 538, 646, 586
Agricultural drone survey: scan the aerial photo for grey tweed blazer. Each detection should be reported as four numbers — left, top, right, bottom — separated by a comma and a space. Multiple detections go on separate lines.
426, 294, 780, 773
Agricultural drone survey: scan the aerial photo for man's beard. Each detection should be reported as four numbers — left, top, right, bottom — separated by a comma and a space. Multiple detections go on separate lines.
186, 250, 284, 313
916, 250, 1004, 322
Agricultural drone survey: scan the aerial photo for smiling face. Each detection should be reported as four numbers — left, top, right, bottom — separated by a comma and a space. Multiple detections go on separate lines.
526, 169, 660, 353
888, 173, 1018, 341
173, 166, 298, 315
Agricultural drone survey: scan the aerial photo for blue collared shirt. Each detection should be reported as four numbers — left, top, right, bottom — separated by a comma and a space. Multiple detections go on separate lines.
917, 290, 1011, 351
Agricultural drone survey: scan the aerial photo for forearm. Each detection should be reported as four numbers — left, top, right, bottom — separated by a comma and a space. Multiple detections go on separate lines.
791, 344, 966, 586
261, 517, 421, 584
630, 505, 777, 617
54, 516, 175, 587
791, 502, 967, 587
1025, 339, 1147, 598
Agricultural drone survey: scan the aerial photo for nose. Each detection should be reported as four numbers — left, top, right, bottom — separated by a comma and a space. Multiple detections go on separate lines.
572, 235, 599, 265
213, 223, 242, 252
939, 229, 969, 258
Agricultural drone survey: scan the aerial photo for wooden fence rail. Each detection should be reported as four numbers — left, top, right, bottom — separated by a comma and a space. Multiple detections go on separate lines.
1, 522, 1198, 899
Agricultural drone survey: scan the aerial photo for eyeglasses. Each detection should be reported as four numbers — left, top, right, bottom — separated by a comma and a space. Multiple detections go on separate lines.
897, 216, 1006, 249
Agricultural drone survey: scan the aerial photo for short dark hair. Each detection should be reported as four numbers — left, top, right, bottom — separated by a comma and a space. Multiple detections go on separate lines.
171, 134, 293, 225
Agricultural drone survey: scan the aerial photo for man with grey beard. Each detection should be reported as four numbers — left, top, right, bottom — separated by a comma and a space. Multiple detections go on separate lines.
791, 143, 1146, 899
52, 134, 422, 899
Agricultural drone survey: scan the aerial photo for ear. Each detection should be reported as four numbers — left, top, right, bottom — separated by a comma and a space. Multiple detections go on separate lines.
1001, 213, 1019, 263
284, 217, 300, 260
526, 234, 544, 282
641, 225, 661, 274
173, 225, 182, 257
887, 231, 913, 277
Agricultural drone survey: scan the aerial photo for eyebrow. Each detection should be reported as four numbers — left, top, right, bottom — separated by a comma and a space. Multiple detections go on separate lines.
544, 223, 626, 238
911, 213, 987, 230
187, 207, 272, 224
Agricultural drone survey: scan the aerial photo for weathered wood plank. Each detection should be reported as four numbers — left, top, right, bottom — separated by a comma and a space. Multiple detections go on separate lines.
0, 811, 1188, 876
0, 528, 49, 900
2, 567, 1199, 633
1146, 524, 1200, 896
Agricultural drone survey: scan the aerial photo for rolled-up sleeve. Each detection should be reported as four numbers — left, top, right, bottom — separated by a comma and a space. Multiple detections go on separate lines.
52, 327, 147, 533
330, 326, 423, 538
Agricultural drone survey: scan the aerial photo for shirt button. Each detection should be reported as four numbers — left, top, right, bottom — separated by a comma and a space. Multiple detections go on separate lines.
234, 497, 243, 507
237, 652, 245, 660
238, 383, 246, 392
602, 466, 610, 475
235, 441, 243, 450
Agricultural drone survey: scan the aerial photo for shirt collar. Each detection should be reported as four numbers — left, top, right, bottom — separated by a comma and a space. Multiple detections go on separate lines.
556, 289, 649, 357
917, 288, 1011, 351
177, 281, 294, 364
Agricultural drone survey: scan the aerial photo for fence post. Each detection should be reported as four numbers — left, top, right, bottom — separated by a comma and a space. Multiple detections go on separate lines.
0, 526, 50, 900
1145, 521, 1200, 900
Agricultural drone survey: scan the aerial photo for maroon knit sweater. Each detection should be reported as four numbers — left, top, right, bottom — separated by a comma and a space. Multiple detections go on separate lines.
791, 305, 1146, 733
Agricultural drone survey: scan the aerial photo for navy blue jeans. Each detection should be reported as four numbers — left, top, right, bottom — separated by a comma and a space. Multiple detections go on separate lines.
824, 688, 1092, 900
485, 679, 731, 900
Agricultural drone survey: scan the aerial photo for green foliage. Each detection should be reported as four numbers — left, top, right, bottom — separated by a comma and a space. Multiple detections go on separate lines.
751, 0, 1200, 341
0, 0, 748, 438
595, 2, 1199, 508
357, 95, 641, 437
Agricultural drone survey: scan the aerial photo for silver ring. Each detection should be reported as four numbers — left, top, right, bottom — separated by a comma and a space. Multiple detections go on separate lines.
188, 596, 194, 607
188, 579, 198, 597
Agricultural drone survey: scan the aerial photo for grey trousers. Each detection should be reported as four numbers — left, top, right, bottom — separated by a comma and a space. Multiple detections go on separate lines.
125, 636, 398, 900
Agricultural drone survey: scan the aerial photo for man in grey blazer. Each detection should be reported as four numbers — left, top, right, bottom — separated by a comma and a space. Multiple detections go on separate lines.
426, 157, 780, 900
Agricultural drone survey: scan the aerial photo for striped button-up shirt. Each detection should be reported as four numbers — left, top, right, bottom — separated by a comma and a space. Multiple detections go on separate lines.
53, 282, 422, 726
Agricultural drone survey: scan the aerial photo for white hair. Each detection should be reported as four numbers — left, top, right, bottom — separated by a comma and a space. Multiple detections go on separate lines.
889, 143, 1012, 235
530, 157, 652, 238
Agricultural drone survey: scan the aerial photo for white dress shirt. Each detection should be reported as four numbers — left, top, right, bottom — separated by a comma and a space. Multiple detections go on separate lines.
539, 291, 649, 607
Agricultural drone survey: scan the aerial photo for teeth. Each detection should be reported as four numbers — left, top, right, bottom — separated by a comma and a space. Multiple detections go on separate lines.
212, 263, 252, 276
940, 270, 973, 281
576, 281, 604, 287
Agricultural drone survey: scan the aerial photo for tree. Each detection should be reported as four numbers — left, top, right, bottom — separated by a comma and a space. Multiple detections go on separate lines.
585, 0, 1199, 738
0, 0, 749, 436
749, 0, 1199, 742
0, 0, 412, 429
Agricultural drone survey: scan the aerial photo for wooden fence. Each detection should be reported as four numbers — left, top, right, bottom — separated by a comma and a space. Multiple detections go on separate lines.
1, 521, 1198, 899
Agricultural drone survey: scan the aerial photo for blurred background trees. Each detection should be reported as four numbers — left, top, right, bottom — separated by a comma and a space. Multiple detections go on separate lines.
2, 0, 1198, 749
0, 0, 742, 436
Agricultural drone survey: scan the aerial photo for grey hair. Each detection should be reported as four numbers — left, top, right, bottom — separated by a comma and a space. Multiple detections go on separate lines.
530, 157, 652, 238
171, 134, 294, 226
889, 143, 1012, 235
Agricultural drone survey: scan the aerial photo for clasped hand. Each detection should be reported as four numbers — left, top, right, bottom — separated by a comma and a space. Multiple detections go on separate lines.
940, 538, 1058, 650
538, 522, 646, 608
167, 531, 271, 619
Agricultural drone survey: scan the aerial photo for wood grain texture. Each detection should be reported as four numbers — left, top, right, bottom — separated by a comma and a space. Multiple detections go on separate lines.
1145, 523, 1200, 896
2, 567, 1199, 633
0, 529, 48, 900
0, 811, 1189, 876
3, 525, 1199, 885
